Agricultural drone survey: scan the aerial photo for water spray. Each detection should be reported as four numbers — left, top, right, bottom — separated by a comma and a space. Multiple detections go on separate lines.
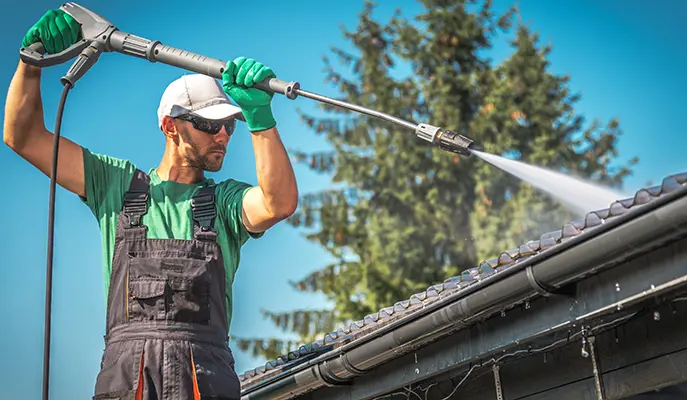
19, 3, 476, 399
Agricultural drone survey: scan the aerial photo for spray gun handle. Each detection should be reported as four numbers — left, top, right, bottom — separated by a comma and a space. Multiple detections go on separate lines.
19, 3, 115, 69
20, 40, 91, 68
21, 39, 104, 88
61, 40, 105, 87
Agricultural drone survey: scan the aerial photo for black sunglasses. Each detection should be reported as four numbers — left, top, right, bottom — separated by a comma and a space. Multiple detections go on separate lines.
176, 114, 236, 135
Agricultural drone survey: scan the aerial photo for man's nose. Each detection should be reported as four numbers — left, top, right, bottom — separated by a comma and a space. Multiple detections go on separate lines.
215, 128, 231, 144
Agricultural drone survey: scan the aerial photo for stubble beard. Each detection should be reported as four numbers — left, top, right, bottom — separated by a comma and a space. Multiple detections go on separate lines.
178, 125, 225, 172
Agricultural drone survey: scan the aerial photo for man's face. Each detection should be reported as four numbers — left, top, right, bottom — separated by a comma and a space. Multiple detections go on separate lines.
174, 115, 236, 172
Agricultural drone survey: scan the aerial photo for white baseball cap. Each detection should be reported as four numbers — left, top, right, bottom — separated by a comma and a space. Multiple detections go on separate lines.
157, 73, 245, 129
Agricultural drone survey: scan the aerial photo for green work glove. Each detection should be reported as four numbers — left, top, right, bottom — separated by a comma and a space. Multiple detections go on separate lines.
222, 56, 277, 132
22, 9, 81, 55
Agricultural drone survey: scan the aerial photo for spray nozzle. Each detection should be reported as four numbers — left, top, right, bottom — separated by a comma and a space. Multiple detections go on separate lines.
436, 129, 474, 156
415, 124, 475, 157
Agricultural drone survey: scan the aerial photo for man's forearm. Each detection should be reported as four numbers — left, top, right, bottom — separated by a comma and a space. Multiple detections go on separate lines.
3, 61, 46, 150
250, 126, 298, 218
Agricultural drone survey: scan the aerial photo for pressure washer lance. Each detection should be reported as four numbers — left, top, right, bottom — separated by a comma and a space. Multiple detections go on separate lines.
19, 3, 475, 400
21, 2, 475, 157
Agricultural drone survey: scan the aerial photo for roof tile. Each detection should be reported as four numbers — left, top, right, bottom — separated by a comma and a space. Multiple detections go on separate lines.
584, 212, 603, 228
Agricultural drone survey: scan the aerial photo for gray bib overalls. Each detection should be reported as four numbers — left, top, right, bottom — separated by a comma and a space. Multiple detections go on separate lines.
92, 170, 241, 400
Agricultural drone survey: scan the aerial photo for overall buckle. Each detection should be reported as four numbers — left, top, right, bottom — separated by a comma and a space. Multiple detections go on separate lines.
191, 191, 216, 232
123, 191, 149, 226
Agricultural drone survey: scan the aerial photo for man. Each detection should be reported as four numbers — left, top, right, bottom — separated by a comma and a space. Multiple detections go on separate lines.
5, 8, 298, 400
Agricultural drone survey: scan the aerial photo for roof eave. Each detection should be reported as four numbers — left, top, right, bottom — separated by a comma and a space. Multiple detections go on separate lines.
241, 179, 687, 399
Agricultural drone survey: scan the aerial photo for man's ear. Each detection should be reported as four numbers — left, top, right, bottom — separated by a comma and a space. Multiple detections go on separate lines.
161, 116, 179, 140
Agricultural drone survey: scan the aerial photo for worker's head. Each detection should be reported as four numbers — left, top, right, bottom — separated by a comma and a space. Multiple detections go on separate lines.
157, 74, 245, 172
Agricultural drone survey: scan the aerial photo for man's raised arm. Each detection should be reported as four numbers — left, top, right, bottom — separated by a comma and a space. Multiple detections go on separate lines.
221, 57, 299, 233
3, 9, 86, 198
243, 125, 298, 233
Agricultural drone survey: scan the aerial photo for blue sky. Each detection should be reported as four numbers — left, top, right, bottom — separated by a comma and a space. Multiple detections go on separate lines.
0, 0, 685, 399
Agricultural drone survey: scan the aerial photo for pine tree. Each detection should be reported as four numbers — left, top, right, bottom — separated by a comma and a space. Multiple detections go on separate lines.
468, 24, 637, 255
233, 0, 637, 362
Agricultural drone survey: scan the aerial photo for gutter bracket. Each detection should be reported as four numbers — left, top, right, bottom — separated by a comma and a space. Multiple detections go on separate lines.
313, 363, 346, 388
317, 355, 365, 388
526, 265, 575, 297
341, 354, 367, 377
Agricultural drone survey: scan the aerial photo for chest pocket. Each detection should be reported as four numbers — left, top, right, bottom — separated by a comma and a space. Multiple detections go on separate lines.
127, 256, 211, 325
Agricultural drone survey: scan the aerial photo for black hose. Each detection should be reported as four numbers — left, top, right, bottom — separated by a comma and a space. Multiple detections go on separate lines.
42, 82, 73, 400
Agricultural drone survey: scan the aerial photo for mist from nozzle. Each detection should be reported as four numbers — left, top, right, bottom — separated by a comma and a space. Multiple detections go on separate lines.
472, 150, 626, 215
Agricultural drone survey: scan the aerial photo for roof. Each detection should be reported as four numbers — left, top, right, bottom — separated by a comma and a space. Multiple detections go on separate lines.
238, 171, 687, 390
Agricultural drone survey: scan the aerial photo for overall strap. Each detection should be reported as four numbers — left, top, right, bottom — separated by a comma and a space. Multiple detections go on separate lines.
121, 169, 150, 239
191, 184, 218, 241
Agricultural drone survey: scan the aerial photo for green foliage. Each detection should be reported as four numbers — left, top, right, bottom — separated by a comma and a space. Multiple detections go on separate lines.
236, 0, 638, 364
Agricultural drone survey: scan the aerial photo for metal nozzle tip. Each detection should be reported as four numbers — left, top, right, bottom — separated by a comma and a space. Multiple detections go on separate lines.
436, 130, 474, 157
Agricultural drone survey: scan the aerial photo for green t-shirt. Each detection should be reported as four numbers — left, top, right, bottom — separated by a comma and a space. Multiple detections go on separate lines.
79, 147, 262, 332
